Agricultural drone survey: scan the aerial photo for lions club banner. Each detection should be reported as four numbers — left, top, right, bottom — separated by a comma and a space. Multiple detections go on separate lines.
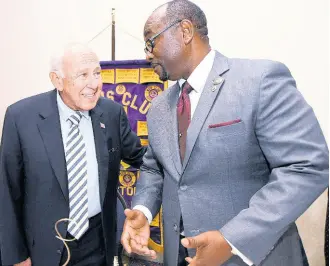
100, 60, 167, 264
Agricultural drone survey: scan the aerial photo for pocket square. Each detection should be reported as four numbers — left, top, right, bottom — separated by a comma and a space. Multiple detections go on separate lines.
209, 119, 242, 128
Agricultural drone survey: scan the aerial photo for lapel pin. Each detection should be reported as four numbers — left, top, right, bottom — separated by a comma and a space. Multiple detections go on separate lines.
211, 77, 224, 92
213, 77, 223, 85
100, 122, 105, 128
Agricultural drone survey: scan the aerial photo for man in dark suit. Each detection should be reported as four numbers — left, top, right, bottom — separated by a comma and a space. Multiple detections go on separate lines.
0, 43, 146, 266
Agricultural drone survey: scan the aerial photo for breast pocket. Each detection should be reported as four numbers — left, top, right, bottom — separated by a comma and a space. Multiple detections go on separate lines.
208, 119, 245, 138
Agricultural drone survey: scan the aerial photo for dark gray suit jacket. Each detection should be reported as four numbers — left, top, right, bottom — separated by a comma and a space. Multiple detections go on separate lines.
0, 89, 145, 266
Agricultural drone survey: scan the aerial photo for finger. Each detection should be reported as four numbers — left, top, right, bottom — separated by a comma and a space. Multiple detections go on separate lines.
181, 237, 199, 249
149, 249, 157, 259
139, 245, 154, 256
130, 238, 146, 254
143, 246, 157, 259
130, 239, 157, 259
181, 235, 204, 248
140, 246, 157, 259
186, 256, 197, 266
121, 231, 132, 254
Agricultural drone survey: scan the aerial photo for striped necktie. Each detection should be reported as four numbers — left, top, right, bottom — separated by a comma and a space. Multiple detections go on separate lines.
65, 112, 89, 239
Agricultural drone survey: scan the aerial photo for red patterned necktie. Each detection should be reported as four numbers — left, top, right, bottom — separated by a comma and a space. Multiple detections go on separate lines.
177, 81, 193, 162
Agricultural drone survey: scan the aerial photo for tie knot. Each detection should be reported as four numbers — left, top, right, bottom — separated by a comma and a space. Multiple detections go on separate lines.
182, 81, 193, 95
68, 112, 82, 126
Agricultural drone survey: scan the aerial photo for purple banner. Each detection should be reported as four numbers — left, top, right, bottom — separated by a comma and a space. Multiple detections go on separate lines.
101, 60, 166, 263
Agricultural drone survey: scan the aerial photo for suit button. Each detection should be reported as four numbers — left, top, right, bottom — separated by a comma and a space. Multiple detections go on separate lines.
57, 249, 62, 255
173, 224, 178, 232
180, 185, 187, 191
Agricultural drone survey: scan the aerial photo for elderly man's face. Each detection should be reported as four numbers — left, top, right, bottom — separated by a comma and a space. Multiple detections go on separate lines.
60, 50, 102, 111
144, 11, 185, 81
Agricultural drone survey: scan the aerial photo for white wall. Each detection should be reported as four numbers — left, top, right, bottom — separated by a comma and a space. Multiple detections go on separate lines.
0, 0, 328, 265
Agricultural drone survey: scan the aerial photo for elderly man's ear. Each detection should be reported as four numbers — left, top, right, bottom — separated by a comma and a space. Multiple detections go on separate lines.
50, 72, 64, 91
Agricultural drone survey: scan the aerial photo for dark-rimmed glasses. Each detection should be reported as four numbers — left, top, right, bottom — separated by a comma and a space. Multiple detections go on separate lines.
144, 19, 183, 54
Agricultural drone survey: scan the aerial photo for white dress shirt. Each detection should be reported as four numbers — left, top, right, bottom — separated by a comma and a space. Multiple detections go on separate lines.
57, 92, 101, 218
134, 50, 253, 265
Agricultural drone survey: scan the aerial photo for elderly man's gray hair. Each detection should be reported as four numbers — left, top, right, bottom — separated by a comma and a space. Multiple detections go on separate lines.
49, 43, 93, 78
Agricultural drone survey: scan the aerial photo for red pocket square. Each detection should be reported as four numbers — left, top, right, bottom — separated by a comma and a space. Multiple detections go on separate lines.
209, 119, 242, 128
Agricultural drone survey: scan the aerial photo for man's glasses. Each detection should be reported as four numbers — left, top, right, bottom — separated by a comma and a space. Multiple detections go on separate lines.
144, 19, 183, 54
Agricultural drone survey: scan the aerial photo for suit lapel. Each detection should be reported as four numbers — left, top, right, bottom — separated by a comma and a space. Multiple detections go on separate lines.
37, 90, 68, 201
90, 104, 109, 206
182, 52, 229, 172
165, 83, 182, 177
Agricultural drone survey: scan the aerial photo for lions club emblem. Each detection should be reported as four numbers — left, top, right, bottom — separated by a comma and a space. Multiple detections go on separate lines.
145, 85, 162, 102
119, 171, 136, 187
116, 84, 126, 95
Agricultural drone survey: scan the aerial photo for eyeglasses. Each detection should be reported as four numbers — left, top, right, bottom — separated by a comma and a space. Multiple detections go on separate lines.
144, 19, 183, 54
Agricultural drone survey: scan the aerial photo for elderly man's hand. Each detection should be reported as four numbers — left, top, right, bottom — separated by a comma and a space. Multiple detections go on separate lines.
181, 230, 233, 266
14, 257, 32, 266
121, 209, 157, 259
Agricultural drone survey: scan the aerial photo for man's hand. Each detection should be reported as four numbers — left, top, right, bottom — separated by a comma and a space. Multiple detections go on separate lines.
121, 209, 157, 259
181, 231, 233, 266
14, 257, 32, 266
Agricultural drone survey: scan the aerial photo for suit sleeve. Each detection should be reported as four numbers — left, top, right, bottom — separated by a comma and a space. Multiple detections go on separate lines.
132, 141, 164, 218
119, 106, 146, 168
131, 104, 164, 218
0, 107, 29, 264
220, 62, 329, 265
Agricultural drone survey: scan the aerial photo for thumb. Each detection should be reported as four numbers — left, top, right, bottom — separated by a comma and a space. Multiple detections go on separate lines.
181, 235, 201, 249
124, 208, 137, 220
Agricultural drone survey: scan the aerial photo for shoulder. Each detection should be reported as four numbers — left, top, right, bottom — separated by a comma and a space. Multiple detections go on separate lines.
96, 96, 123, 114
149, 83, 177, 109
227, 57, 291, 78
6, 90, 55, 117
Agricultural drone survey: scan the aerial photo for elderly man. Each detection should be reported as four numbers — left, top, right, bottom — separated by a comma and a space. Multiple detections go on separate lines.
0, 43, 146, 266
121, 1, 329, 266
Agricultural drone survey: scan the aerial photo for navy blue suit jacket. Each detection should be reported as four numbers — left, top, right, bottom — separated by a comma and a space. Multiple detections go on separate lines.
0, 89, 145, 266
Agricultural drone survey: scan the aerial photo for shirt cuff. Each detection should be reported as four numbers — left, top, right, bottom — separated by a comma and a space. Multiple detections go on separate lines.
223, 236, 254, 266
133, 205, 153, 224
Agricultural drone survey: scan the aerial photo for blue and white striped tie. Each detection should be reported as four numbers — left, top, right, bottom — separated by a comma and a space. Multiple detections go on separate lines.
65, 112, 89, 239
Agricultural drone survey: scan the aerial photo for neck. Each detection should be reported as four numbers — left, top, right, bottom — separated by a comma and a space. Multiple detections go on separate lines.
58, 91, 78, 111
182, 43, 211, 80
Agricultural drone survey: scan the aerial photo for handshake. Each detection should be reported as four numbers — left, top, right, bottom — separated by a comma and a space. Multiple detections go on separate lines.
120, 209, 233, 266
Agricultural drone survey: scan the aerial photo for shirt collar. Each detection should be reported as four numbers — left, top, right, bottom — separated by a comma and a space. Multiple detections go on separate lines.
178, 49, 216, 92
56, 91, 90, 121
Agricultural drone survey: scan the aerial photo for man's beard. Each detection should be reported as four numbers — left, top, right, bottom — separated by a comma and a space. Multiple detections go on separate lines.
157, 64, 169, 81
